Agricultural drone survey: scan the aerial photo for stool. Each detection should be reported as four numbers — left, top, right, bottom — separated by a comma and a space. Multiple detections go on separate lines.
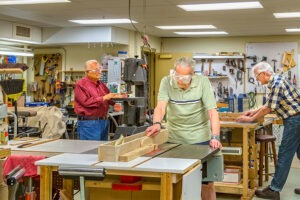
256, 134, 278, 186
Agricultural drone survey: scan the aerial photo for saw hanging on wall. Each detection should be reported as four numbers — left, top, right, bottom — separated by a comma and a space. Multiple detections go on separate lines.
282, 49, 296, 72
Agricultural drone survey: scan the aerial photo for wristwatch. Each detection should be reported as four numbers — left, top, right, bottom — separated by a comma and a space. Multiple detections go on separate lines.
211, 134, 220, 141
153, 122, 162, 128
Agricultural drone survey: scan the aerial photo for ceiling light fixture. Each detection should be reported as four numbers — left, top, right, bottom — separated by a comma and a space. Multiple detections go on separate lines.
178, 1, 263, 11
285, 28, 300, 32
174, 31, 228, 35
0, 51, 34, 57
274, 12, 300, 18
0, 0, 70, 5
156, 25, 216, 30
69, 19, 137, 25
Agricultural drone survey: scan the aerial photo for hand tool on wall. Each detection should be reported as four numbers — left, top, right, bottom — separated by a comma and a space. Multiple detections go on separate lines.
247, 68, 255, 84
222, 65, 226, 71
231, 59, 236, 68
237, 59, 245, 71
208, 59, 213, 76
246, 55, 257, 66
201, 59, 205, 73
288, 70, 292, 81
237, 70, 243, 85
271, 59, 277, 72
293, 75, 297, 86
217, 82, 223, 97
261, 56, 267, 62
225, 59, 231, 66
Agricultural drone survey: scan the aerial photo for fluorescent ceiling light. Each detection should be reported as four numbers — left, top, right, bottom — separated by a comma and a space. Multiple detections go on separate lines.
178, 1, 263, 11
174, 31, 228, 35
0, 0, 70, 5
274, 12, 300, 18
0, 38, 41, 44
285, 28, 300, 32
0, 51, 34, 57
69, 19, 137, 25
156, 25, 216, 30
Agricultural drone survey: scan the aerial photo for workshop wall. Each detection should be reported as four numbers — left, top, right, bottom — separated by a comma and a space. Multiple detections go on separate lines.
161, 35, 300, 53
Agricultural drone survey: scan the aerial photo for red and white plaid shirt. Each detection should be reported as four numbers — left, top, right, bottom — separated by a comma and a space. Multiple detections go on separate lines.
74, 76, 114, 117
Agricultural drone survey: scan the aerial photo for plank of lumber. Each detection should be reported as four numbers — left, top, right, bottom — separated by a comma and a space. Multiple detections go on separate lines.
17, 138, 59, 148
119, 144, 158, 162
10, 138, 41, 146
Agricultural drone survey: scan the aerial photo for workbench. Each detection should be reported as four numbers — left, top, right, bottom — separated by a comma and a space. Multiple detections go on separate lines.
216, 118, 274, 200
35, 144, 220, 200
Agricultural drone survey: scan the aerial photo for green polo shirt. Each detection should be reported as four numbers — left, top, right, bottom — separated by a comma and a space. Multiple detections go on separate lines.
157, 75, 217, 144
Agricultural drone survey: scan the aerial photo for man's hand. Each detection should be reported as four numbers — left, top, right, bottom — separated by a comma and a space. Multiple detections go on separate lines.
103, 93, 120, 101
210, 139, 222, 149
243, 110, 255, 117
145, 124, 161, 137
236, 115, 254, 123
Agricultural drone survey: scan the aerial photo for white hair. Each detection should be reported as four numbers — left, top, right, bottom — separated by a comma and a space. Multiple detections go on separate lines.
253, 61, 274, 75
174, 57, 195, 71
84, 60, 99, 70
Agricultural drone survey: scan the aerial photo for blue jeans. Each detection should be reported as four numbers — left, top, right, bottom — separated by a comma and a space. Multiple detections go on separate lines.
77, 120, 109, 141
270, 114, 300, 192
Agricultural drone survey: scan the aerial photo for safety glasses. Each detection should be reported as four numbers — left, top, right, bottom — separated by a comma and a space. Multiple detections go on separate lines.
87, 68, 102, 73
173, 72, 193, 84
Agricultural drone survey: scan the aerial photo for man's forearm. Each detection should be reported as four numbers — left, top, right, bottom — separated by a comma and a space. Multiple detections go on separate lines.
208, 109, 220, 136
153, 107, 165, 123
252, 106, 271, 120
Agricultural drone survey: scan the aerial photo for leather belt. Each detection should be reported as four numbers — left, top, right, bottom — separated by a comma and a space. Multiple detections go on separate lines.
78, 116, 107, 120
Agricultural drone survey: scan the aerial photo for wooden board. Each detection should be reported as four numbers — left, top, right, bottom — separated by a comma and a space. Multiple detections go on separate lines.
98, 129, 169, 162
0, 148, 11, 158
219, 112, 264, 123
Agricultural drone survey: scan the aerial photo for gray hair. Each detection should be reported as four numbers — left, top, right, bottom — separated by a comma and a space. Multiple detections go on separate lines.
174, 57, 195, 71
253, 61, 274, 75
84, 60, 100, 70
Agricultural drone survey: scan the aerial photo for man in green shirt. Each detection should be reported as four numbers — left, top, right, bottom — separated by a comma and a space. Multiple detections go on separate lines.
146, 57, 222, 149
146, 57, 222, 200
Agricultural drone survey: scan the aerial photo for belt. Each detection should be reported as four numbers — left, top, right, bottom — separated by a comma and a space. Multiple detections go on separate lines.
78, 116, 107, 120
291, 112, 300, 117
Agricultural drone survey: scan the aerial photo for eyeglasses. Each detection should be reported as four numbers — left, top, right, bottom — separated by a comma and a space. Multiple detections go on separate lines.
87, 68, 102, 73
255, 72, 263, 80
173, 72, 193, 84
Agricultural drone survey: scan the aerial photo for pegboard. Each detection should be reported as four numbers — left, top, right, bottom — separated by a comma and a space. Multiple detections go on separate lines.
246, 42, 298, 93
33, 53, 62, 104
194, 56, 246, 102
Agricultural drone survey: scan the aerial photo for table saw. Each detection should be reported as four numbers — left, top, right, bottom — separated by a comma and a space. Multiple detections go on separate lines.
35, 142, 223, 200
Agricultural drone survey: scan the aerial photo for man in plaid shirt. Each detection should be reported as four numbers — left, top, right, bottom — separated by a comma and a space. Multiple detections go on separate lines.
237, 62, 300, 200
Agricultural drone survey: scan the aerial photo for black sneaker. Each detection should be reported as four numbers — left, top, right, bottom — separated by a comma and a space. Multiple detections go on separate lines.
255, 186, 280, 200
295, 188, 300, 194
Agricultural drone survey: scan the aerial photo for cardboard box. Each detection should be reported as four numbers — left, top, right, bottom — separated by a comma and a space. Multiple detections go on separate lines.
222, 167, 241, 183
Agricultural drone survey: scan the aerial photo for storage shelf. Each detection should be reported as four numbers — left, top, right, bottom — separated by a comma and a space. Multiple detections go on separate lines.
0, 68, 23, 74
193, 55, 244, 59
